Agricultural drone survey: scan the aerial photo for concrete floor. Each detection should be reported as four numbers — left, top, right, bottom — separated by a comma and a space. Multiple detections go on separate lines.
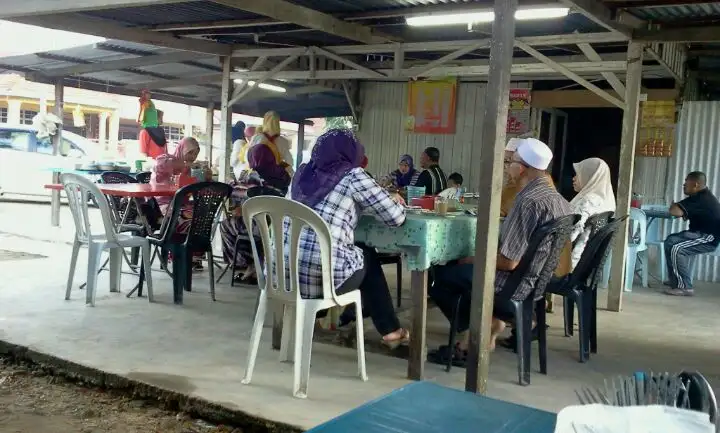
1, 201, 720, 430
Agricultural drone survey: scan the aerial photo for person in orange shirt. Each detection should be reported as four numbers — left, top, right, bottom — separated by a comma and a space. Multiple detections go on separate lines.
139, 110, 167, 160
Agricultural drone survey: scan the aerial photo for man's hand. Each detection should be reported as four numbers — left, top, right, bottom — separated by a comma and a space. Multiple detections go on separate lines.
669, 203, 684, 218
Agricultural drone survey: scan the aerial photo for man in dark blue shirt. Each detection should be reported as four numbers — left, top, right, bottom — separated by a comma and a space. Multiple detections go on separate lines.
664, 171, 720, 296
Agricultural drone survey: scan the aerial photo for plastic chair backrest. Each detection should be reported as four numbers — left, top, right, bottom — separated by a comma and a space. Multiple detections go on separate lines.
100, 171, 137, 185
135, 171, 152, 184
61, 173, 117, 244
571, 217, 624, 289
242, 196, 336, 304
629, 207, 647, 249
100, 171, 138, 224
502, 213, 579, 301
158, 181, 231, 251
584, 211, 614, 239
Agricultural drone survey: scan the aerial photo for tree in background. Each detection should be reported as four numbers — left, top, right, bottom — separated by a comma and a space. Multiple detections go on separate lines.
324, 116, 354, 131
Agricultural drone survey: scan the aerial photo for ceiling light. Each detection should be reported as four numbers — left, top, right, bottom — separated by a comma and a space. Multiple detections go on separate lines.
405, 7, 570, 27
233, 79, 286, 93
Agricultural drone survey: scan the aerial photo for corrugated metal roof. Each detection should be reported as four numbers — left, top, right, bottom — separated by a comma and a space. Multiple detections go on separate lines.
0, 38, 349, 121
289, 0, 481, 14
625, 3, 720, 22
78, 1, 263, 27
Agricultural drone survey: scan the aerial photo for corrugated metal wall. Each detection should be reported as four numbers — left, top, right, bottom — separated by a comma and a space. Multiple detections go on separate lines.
357, 81, 528, 190
636, 102, 720, 282
665, 101, 720, 282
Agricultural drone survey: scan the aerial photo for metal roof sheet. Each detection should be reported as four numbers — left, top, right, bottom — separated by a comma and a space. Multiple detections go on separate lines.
624, 3, 720, 22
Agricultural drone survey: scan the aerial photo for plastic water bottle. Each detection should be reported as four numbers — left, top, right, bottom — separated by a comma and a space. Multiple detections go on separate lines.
456, 187, 465, 203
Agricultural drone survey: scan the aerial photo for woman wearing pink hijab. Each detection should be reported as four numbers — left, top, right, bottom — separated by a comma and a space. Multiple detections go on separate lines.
151, 137, 210, 270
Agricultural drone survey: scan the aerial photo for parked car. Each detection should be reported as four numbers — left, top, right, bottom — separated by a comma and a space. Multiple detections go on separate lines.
0, 124, 97, 200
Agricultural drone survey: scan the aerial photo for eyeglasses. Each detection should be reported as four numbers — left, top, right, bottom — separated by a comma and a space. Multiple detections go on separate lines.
509, 159, 530, 168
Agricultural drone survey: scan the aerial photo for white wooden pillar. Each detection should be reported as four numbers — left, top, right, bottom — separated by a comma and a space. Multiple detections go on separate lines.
50, 81, 64, 227
205, 102, 214, 163
39, 97, 48, 115
7, 99, 21, 125
607, 42, 644, 311
109, 110, 120, 153
466, 0, 517, 394
184, 105, 193, 138
219, 56, 233, 181
98, 112, 109, 151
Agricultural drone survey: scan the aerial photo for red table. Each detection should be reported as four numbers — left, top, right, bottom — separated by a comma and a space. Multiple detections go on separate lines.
45, 183, 178, 198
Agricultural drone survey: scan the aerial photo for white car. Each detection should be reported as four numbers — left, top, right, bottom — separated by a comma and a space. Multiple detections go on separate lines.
0, 125, 96, 200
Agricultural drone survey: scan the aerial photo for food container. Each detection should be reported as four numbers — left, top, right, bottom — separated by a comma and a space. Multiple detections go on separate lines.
411, 196, 436, 210
190, 167, 205, 181
407, 186, 426, 204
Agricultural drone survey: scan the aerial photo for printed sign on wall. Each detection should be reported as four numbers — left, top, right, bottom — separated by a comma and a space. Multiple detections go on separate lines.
507, 88, 531, 134
405, 78, 457, 134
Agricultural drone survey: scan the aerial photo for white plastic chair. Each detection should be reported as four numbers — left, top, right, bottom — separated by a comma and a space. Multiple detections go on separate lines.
240, 196, 367, 399
61, 174, 154, 306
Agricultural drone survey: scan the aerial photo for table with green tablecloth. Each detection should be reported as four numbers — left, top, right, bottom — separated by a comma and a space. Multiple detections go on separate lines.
355, 212, 477, 380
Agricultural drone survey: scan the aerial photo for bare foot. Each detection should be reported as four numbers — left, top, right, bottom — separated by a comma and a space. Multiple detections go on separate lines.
489, 320, 506, 352
381, 328, 410, 349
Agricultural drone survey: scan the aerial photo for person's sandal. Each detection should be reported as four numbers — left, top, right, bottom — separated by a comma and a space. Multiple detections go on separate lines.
381, 329, 410, 350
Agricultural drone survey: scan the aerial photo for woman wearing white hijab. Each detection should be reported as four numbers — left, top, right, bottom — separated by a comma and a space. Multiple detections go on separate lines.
570, 157, 616, 268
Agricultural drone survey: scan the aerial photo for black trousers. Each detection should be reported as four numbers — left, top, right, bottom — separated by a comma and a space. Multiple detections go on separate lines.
430, 263, 515, 333
335, 244, 401, 336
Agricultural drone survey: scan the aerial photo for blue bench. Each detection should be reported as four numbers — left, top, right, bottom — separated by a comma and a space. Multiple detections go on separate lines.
307, 382, 556, 433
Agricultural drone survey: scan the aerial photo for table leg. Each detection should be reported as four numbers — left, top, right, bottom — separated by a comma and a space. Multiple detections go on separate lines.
128, 198, 154, 298
407, 269, 428, 380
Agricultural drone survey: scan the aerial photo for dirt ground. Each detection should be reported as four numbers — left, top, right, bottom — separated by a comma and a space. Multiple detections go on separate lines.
0, 360, 242, 433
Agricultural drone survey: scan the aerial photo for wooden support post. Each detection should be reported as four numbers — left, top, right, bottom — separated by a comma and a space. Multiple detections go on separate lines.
219, 56, 233, 182
50, 80, 64, 227
465, 0, 517, 394
205, 102, 215, 164
607, 42, 644, 312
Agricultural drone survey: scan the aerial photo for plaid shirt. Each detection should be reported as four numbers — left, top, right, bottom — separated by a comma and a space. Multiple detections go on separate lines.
284, 167, 406, 298
495, 177, 572, 300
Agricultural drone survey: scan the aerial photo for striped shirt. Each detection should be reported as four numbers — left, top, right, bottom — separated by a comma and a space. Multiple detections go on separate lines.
413, 165, 447, 195
496, 177, 573, 300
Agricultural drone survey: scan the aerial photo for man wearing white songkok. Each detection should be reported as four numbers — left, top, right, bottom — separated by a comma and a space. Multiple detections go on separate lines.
428, 138, 573, 364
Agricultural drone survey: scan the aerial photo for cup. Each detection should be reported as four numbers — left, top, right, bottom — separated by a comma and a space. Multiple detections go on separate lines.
435, 196, 448, 216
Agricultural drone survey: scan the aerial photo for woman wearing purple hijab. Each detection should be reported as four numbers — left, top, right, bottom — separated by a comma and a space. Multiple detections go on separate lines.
286, 129, 409, 347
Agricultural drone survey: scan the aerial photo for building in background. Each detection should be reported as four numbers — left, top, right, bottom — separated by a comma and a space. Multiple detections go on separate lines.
0, 74, 319, 161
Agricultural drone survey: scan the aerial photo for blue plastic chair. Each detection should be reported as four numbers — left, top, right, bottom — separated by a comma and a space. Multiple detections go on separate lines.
600, 208, 649, 291
642, 204, 669, 282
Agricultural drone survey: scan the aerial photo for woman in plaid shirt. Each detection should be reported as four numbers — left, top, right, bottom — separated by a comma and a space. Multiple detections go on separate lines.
288, 129, 410, 347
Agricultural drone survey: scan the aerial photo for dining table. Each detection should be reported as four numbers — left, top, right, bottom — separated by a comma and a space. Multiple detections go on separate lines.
355, 211, 477, 380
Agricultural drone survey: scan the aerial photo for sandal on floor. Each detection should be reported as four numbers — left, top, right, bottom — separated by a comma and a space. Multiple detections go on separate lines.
192, 261, 204, 272
427, 344, 468, 368
381, 329, 410, 350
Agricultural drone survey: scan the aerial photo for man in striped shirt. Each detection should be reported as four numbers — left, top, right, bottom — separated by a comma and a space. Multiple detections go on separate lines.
428, 138, 572, 365
412, 147, 448, 195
